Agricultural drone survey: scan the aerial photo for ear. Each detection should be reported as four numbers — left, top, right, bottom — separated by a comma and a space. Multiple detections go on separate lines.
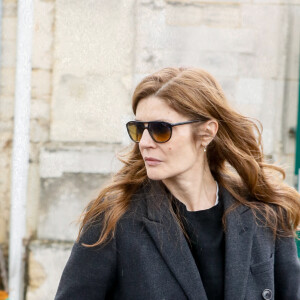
197, 119, 218, 147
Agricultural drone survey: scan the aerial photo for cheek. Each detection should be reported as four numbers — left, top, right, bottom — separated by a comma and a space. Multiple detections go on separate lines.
168, 147, 172, 151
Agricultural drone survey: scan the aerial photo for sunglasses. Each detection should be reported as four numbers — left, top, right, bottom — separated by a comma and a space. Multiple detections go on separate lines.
126, 120, 202, 143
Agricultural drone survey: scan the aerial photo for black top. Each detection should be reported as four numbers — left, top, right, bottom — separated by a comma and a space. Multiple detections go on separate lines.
172, 189, 225, 300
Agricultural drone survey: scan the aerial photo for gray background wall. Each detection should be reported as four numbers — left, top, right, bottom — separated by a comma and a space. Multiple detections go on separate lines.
0, 0, 299, 298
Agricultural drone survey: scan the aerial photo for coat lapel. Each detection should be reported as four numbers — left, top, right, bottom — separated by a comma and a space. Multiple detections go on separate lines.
141, 181, 255, 300
221, 185, 255, 300
142, 181, 208, 300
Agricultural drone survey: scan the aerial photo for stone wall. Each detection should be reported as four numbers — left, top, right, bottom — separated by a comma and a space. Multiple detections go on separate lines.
0, 0, 299, 298
0, 0, 17, 244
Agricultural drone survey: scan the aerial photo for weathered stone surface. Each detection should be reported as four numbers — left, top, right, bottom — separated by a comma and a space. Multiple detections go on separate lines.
26, 163, 41, 238
26, 241, 73, 300
253, 0, 300, 4
2, 1, 17, 18
37, 172, 111, 241
0, 97, 14, 121
217, 78, 237, 104
39, 145, 123, 178
235, 78, 286, 156
54, 0, 135, 76
0, 153, 10, 243
0, 68, 15, 97
30, 119, 49, 143
163, 26, 255, 53
163, 50, 239, 77
32, 0, 54, 70
284, 5, 300, 80
260, 79, 285, 157
166, 0, 250, 3
282, 80, 298, 155
240, 4, 288, 79
51, 74, 132, 142
51, 0, 135, 143
30, 99, 50, 121
236, 78, 264, 107
166, 3, 240, 27
31, 70, 52, 100
2, 17, 17, 40
1, 40, 16, 68
277, 154, 298, 188
0, 125, 12, 243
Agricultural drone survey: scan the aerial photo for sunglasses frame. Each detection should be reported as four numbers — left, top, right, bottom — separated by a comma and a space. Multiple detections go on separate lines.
126, 120, 202, 143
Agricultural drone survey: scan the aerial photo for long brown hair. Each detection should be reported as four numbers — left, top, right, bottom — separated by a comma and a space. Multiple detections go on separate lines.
76, 67, 300, 247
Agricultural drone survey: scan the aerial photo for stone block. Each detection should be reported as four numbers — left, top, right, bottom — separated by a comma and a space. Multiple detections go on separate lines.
164, 26, 255, 54
141, 0, 165, 7
253, 0, 300, 3
2, 17, 17, 40
54, 0, 135, 76
26, 241, 73, 300
29, 142, 42, 164
52, 0, 135, 143
234, 78, 285, 159
0, 161, 10, 243
39, 145, 123, 178
237, 53, 284, 79
135, 47, 165, 74
285, 5, 300, 80
277, 154, 297, 188
241, 4, 284, 29
32, 0, 54, 70
166, 3, 240, 28
51, 74, 132, 143
0, 68, 15, 97
30, 119, 49, 143
240, 4, 288, 78
136, 3, 165, 48
282, 80, 298, 155
37, 172, 110, 241
166, 0, 249, 3
2, 1, 17, 17
162, 50, 238, 77
216, 77, 237, 104
26, 163, 41, 238
31, 69, 52, 100
30, 99, 50, 121
166, 4, 203, 27
236, 78, 264, 106
260, 79, 285, 156
0, 97, 14, 121
261, 128, 274, 158
0, 129, 12, 151
1, 40, 16, 68
234, 78, 280, 153
133, 3, 166, 74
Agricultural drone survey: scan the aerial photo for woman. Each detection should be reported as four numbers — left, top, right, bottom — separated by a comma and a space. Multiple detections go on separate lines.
54, 67, 300, 300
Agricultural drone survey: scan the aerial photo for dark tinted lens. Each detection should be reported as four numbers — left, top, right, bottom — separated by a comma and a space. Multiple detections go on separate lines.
149, 122, 171, 142
127, 122, 144, 142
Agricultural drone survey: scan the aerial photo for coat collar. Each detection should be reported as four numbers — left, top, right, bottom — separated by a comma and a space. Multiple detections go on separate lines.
141, 180, 255, 300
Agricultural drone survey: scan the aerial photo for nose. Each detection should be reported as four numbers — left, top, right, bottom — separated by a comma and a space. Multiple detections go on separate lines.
139, 128, 156, 149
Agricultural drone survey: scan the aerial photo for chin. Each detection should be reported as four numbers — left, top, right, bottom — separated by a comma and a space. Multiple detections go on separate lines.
146, 169, 170, 181
146, 170, 163, 181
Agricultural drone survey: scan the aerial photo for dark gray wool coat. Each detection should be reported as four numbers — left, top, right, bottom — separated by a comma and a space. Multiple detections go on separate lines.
54, 180, 300, 300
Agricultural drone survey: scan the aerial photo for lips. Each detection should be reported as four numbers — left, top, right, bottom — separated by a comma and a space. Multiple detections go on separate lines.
145, 157, 161, 162
144, 157, 162, 166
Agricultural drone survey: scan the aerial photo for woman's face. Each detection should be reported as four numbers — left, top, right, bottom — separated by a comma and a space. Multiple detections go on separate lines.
135, 96, 204, 181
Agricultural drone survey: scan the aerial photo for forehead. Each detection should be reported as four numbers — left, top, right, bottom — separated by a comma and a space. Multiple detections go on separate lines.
135, 96, 183, 122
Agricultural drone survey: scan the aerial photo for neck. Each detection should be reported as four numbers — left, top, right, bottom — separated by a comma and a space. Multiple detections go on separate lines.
162, 159, 217, 211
